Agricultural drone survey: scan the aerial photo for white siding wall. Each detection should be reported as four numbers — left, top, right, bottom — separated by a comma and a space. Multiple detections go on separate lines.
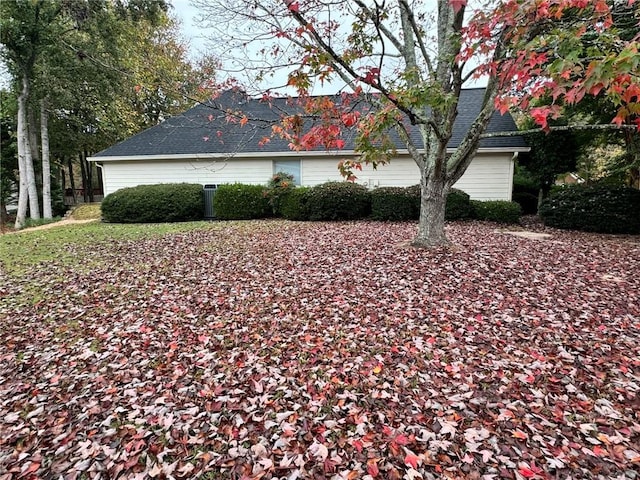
98, 152, 514, 200
302, 153, 514, 200
450, 154, 515, 200
99, 158, 272, 196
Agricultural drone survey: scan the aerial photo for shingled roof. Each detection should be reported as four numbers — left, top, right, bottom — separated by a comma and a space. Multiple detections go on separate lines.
93, 88, 527, 158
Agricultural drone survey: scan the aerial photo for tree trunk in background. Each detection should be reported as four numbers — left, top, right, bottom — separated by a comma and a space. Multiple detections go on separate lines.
15, 74, 40, 227
0, 203, 8, 229
28, 105, 39, 170
41, 97, 52, 218
15, 87, 29, 229
79, 151, 88, 203
23, 78, 40, 220
86, 149, 94, 202
67, 156, 77, 204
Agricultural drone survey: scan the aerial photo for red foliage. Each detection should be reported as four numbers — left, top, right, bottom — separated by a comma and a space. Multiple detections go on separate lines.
1, 221, 639, 478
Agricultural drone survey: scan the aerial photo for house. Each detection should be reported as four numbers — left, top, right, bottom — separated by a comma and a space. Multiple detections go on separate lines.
89, 89, 529, 200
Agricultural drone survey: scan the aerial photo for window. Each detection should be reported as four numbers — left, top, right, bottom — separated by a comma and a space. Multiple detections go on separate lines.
273, 159, 301, 185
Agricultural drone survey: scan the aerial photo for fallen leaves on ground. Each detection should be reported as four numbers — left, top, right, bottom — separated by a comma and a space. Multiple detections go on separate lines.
1, 220, 639, 479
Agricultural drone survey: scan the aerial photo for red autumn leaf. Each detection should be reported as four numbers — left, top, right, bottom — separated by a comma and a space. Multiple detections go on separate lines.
341, 112, 360, 127
512, 430, 529, 440
366, 458, 379, 477
519, 466, 537, 478
404, 452, 420, 469
449, 0, 467, 13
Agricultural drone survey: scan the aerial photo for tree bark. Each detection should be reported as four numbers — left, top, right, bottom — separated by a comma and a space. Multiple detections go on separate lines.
86, 149, 94, 202
15, 73, 40, 228
67, 156, 77, 204
41, 97, 52, 218
79, 151, 89, 203
413, 161, 449, 247
21, 77, 41, 220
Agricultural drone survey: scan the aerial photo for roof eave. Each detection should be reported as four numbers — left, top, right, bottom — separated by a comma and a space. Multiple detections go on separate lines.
89, 146, 530, 162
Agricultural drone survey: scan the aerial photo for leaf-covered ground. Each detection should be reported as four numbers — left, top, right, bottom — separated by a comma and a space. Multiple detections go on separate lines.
1, 221, 639, 480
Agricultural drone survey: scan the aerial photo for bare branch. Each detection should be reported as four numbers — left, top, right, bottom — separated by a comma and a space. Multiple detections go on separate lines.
480, 123, 639, 138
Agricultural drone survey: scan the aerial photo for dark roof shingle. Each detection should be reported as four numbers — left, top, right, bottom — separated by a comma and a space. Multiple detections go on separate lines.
94, 88, 527, 157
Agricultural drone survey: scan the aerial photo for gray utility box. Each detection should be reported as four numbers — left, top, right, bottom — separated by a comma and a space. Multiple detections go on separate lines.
203, 184, 218, 219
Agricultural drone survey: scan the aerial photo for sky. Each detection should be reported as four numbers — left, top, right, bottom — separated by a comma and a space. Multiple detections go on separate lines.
168, 0, 341, 95
168, 1, 486, 95
169, 1, 209, 58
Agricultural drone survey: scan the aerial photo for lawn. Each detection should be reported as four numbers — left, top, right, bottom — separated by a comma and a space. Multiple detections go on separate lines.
1, 220, 639, 479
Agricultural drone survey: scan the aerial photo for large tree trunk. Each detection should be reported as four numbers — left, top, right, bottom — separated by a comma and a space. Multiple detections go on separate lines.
21, 77, 41, 220
413, 169, 449, 247
15, 74, 37, 228
41, 97, 52, 218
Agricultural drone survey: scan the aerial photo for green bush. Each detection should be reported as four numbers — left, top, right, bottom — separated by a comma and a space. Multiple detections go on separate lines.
370, 187, 417, 221
445, 188, 472, 220
213, 183, 270, 220
304, 182, 371, 221
101, 183, 204, 223
471, 200, 522, 224
279, 187, 311, 220
512, 192, 539, 215
539, 184, 640, 234
265, 172, 295, 216
513, 173, 540, 197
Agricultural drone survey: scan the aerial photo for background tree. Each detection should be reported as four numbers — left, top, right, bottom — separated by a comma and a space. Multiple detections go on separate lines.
517, 0, 640, 188
196, 0, 640, 247
1, 0, 217, 227
0, 89, 17, 228
518, 121, 580, 202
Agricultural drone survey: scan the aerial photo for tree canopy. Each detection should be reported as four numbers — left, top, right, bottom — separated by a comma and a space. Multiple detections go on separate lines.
195, 0, 640, 246
0, 0, 217, 228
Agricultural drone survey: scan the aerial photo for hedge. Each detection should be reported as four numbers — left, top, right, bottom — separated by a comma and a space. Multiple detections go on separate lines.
370, 187, 417, 220
303, 182, 371, 221
101, 183, 204, 223
445, 188, 472, 220
539, 184, 640, 234
212, 183, 270, 220
279, 187, 311, 220
471, 200, 522, 224
370, 185, 472, 221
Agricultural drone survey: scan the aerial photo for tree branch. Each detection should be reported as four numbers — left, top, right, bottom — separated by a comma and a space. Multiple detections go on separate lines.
480, 123, 639, 139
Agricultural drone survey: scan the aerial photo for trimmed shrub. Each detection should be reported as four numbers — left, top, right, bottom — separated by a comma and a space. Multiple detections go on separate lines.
101, 183, 204, 223
213, 183, 270, 220
445, 188, 472, 220
304, 182, 371, 221
265, 171, 295, 216
471, 200, 522, 224
370, 187, 417, 221
512, 191, 539, 215
405, 184, 422, 218
539, 184, 640, 234
280, 187, 311, 220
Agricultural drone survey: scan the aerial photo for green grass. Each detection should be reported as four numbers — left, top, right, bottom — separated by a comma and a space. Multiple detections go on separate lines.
70, 203, 102, 220
0, 220, 214, 275
22, 216, 63, 228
